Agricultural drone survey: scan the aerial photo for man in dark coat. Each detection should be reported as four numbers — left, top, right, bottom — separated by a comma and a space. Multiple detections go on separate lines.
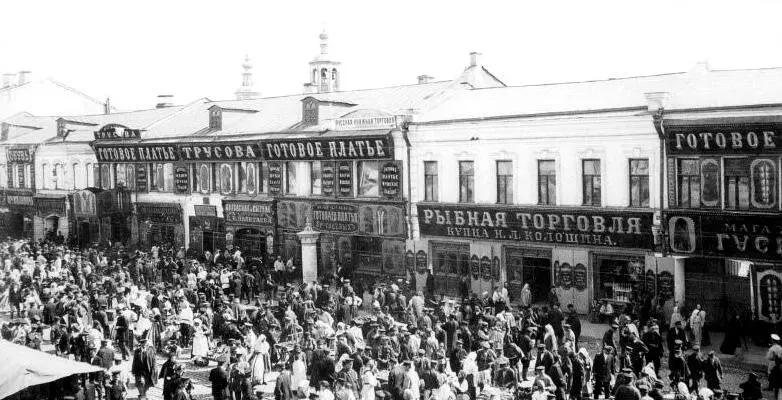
97, 339, 116, 369
668, 343, 689, 382
209, 358, 230, 400
535, 343, 554, 376
593, 346, 616, 400
667, 320, 688, 353
131, 339, 157, 400
687, 345, 704, 390
603, 322, 619, 352
642, 323, 664, 374
703, 350, 723, 390
565, 304, 581, 345
274, 369, 294, 400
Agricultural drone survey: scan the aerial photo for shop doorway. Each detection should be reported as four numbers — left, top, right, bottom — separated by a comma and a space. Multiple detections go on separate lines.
234, 228, 267, 260
44, 216, 59, 236
79, 221, 91, 248
431, 242, 470, 298
7, 213, 23, 237
523, 256, 552, 304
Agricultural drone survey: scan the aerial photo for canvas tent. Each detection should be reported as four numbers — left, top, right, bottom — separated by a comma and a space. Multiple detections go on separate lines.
0, 339, 104, 399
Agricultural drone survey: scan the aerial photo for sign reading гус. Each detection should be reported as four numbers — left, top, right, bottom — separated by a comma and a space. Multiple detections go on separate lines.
418, 204, 654, 250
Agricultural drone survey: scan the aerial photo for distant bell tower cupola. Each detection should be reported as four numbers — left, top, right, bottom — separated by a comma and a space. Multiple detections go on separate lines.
303, 30, 341, 94
235, 55, 259, 100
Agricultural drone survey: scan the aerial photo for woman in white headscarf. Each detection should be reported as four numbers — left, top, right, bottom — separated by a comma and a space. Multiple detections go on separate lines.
251, 334, 269, 384
670, 305, 683, 329
690, 305, 706, 346
543, 324, 557, 352
520, 284, 532, 308
360, 359, 379, 400
191, 318, 210, 359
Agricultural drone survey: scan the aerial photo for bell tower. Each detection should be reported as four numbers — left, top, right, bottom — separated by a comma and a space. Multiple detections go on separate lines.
303, 30, 341, 94
235, 55, 259, 100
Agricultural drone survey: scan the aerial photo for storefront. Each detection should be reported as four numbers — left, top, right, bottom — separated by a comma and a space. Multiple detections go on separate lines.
97, 189, 132, 246
661, 116, 782, 326
222, 200, 275, 262
136, 202, 184, 248
188, 204, 224, 255
33, 195, 68, 241
71, 189, 100, 248
3, 189, 35, 238
277, 199, 406, 280
415, 203, 659, 312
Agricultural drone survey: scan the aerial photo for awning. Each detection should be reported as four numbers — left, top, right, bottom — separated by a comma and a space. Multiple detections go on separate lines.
0, 340, 104, 399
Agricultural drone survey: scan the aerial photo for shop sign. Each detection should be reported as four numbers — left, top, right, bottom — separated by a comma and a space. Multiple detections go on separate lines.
7, 148, 31, 163
665, 122, 782, 155
0, 191, 7, 207
94, 144, 179, 162
337, 161, 353, 197
6, 190, 33, 208
135, 164, 148, 193
418, 204, 654, 250
312, 203, 359, 233
480, 256, 491, 280
268, 162, 282, 195
757, 269, 782, 323
94, 124, 141, 140
666, 211, 782, 261
174, 165, 189, 194
492, 256, 501, 281
260, 136, 393, 161
406, 250, 415, 270
558, 262, 573, 289
35, 196, 65, 217
136, 202, 182, 224
179, 143, 262, 161
657, 271, 674, 300
415, 250, 427, 273
72, 190, 97, 216
645, 269, 656, 294
17, 165, 25, 188
381, 161, 402, 199
334, 116, 398, 130
194, 205, 217, 217
573, 263, 587, 291
224, 200, 274, 227
321, 162, 336, 196
470, 255, 479, 279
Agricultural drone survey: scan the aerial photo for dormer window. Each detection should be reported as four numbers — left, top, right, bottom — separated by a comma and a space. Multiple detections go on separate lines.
56, 118, 66, 137
302, 97, 319, 126
209, 106, 222, 130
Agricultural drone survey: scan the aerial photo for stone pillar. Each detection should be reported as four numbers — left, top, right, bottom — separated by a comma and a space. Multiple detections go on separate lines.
673, 256, 686, 306
297, 219, 320, 284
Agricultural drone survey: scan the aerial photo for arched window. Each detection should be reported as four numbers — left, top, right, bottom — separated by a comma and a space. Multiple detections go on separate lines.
72, 162, 80, 189
312, 69, 317, 83
321, 68, 328, 79
55, 163, 65, 189
86, 163, 93, 187
42, 163, 51, 189
332, 68, 337, 80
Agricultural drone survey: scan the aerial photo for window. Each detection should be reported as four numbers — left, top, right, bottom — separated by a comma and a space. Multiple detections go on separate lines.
286, 161, 297, 194
259, 162, 267, 193
629, 159, 650, 207
495, 160, 513, 204
311, 161, 322, 195
116, 164, 127, 188
151, 163, 165, 191
725, 158, 750, 210
86, 163, 94, 187
538, 160, 556, 205
582, 159, 601, 206
701, 159, 720, 207
459, 161, 474, 203
358, 161, 379, 197
751, 158, 777, 209
677, 159, 701, 208
424, 161, 438, 202
194, 163, 211, 193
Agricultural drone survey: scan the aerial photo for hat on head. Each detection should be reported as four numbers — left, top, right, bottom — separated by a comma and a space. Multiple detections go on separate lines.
603, 345, 613, 352
773, 334, 781, 342
535, 366, 544, 371
692, 344, 701, 350
611, 322, 619, 328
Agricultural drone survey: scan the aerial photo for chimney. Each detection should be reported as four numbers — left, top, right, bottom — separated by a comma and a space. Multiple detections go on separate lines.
417, 75, 434, 84
156, 94, 174, 108
104, 97, 112, 115
17, 71, 30, 85
469, 52, 482, 68
2, 73, 15, 88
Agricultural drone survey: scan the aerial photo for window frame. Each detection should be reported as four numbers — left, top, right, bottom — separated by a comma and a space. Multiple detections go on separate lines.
582, 159, 601, 207
538, 159, 556, 206
357, 160, 380, 198
458, 160, 475, 203
628, 158, 650, 207
496, 160, 513, 204
424, 161, 438, 202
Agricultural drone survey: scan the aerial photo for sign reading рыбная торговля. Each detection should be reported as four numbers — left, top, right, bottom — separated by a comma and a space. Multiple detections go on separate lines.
417, 204, 654, 250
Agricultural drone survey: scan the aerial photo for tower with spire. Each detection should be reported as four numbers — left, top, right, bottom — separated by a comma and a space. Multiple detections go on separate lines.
303, 30, 341, 94
235, 55, 259, 100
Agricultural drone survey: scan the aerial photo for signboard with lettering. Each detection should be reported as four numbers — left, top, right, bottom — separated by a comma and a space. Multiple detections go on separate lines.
492, 256, 501, 281
223, 200, 275, 227
558, 262, 573, 289
666, 211, 782, 261
645, 269, 656, 294
267, 162, 282, 195
174, 165, 189, 194
94, 124, 142, 140
574, 263, 587, 291
17, 165, 25, 188
312, 203, 359, 233
416, 250, 427, 274
470, 255, 479, 279
136, 202, 182, 224
194, 205, 217, 217
418, 204, 654, 250
72, 190, 97, 217
135, 164, 148, 193
480, 256, 491, 280
6, 190, 33, 208
664, 120, 782, 155
667, 158, 677, 207
321, 162, 336, 196
179, 143, 262, 162
35, 196, 66, 217
7, 148, 31, 163
337, 161, 353, 197
406, 250, 415, 270
381, 161, 402, 199
658, 271, 674, 300
260, 135, 393, 161
94, 144, 179, 163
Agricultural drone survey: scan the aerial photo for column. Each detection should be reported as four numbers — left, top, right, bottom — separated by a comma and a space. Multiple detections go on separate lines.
673, 256, 686, 306
297, 219, 320, 284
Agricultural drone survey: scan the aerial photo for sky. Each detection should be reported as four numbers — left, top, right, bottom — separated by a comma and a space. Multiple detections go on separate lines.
2, 0, 782, 111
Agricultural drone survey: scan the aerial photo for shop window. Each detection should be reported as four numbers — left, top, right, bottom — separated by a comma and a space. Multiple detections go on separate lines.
259, 162, 267, 193
87, 163, 94, 187
677, 158, 701, 208
194, 163, 210, 193
496, 160, 513, 204
286, 161, 297, 194
538, 160, 556, 205
432, 242, 470, 281
582, 159, 601, 206
116, 164, 127, 188
93, 164, 100, 189
700, 159, 721, 208
459, 161, 474, 203
358, 161, 379, 197
101, 164, 112, 189
311, 161, 322, 195
244, 162, 258, 195
725, 158, 750, 210
751, 158, 777, 209
596, 256, 644, 304
164, 163, 174, 191
727, 259, 751, 278
218, 163, 233, 194
125, 164, 135, 191
0, 165, 6, 188
151, 163, 164, 191
629, 159, 649, 207
424, 161, 438, 202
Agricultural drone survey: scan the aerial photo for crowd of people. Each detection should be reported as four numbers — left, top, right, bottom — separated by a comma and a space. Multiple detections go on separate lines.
0, 237, 778, 400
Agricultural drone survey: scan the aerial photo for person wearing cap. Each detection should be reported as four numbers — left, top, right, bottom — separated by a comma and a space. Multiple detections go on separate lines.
686, 345, 704, 390
131, 337, 157, 400
97, 338, 116, 370
477, 340, 497, 371
533, 366, 555, 394
614, 368, 642, 400
336, 358, 360, 400
668, 320, 688, 354
768, 334, 782, 375
159, 347, 180, 400
535, 342, 554, 376
642, 322, 664, 375
494, 356, 518, 390
602, 322, 619, 355
702, 350, 723, 391
739, 372, 762, 400
107, 368, 128, 400
668, 343, 689, 385
593, 345, 616, 399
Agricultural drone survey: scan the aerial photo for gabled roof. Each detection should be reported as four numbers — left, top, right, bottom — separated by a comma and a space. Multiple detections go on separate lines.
0, 77, 111, 120
415, 66, 782, 123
